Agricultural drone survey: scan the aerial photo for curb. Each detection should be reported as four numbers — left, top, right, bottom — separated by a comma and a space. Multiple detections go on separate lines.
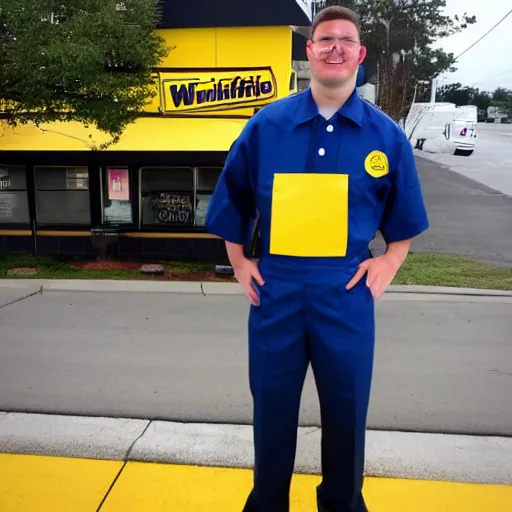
44, 279, 203, 294
1, 278, 512, 298
1, 412, 511, 486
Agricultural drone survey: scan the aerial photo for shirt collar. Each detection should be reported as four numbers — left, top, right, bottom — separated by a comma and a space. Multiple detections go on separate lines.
291, 86, 364, 129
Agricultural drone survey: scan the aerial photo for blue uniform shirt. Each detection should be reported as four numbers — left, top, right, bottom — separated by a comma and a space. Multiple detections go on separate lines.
206, 87, 429, 268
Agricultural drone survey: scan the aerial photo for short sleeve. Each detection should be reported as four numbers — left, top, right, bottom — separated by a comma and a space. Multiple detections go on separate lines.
379, 136, 430, 243
205, 122, 257, 245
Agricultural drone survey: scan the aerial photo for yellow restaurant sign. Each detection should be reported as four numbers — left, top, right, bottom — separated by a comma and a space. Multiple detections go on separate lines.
159, 67, 277, 114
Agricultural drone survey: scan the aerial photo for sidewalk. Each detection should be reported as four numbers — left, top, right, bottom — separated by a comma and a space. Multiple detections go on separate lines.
1, 281, 511, 510
2, 280, 511, 435
2, 276, 512, 297
0, 412, 511, 511
2, 452, 511, 511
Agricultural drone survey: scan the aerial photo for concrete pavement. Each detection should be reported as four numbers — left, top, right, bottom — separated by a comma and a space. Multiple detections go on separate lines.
0, 282, 41, 308
1, 280, 511, 436
2, 277, 512, 296
1, 411, 511, 485
1, 281, 511, 509
414, 123, 512, 198
1, 411, 511, 510
402, 155, 512, 265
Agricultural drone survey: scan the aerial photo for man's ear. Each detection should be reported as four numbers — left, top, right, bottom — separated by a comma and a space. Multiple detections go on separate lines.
358, 45, 368, 65
306, 39, 314, 60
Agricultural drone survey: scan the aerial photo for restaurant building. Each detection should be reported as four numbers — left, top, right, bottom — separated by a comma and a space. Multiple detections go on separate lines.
0, 0, 315, 260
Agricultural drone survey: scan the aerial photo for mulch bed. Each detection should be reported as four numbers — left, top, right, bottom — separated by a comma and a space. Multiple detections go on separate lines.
67, 260, 236, 282
7, 267, 43, 276
161, 270, 236, 282
69, 260, 142, 271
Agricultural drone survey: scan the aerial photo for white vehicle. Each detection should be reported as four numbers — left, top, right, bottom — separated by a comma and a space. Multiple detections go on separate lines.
486, 106, 509, 123
451, 105, 477, 156
403, 102, 477, 157
403, 102, 457, 154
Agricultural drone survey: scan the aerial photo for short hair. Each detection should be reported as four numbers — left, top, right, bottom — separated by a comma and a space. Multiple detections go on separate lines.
310, 6, 361, 41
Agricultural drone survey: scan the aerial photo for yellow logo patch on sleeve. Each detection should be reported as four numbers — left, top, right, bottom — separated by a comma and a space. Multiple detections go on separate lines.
365, 151, 389, 178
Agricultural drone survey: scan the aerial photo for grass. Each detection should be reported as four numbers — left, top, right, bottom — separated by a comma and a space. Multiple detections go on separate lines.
0, 255, 214, 281
1, 252, 512, 290
394, 252, 512, 290
0, 255, 137, 280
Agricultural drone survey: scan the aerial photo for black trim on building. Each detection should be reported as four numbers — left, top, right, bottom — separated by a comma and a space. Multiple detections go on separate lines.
0, 151, 232, 261
0, 151, 228, 167
158, 0, 312, 29
292, 31, 308, 61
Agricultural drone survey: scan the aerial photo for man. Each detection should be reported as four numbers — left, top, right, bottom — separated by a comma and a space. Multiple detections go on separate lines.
206, 6, 429, 512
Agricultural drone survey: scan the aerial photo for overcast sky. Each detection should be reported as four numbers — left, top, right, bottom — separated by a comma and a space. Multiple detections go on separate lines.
434, 0, 512, 92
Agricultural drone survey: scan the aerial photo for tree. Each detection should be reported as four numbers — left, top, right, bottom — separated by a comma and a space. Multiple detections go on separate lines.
0, 0, 168, 148
492, 88, 512, 104
319, 1, 476, 120
436, 83, 512, 120
437, 83, 492, 111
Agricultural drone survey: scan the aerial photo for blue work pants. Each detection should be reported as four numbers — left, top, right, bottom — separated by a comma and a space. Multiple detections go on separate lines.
242, 260, 375, 512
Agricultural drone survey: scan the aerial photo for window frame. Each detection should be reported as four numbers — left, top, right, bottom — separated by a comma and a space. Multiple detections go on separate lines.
138, 166, 224, 230
99, 166, 135, 227
33, 165, 92, 228
195, 166, 223, 228
0, 165, 31, 227
139, 166, 196, 230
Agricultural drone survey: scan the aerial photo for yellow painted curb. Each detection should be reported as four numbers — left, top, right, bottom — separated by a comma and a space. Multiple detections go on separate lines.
0, 454, 123, 512
101, 462, 512, 511
1, 454, 510, 511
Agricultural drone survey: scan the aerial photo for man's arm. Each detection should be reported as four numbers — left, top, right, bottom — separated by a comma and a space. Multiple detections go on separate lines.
205, 119, 264, 305
378, 136, 430, 245
347, 136, 429, 299
385, 239, 412, 268
205, 132, 256, 245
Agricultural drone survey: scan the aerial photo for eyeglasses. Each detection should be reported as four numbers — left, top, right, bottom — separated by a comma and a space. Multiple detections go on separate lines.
311, 36, 361, 57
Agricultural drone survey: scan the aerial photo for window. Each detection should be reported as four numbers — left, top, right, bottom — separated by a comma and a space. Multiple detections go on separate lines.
0, 166, 30, 224
103, 167, 133, 224
141, 167, 194, 226
35, 166, 91, 225
196, 167, 222, 227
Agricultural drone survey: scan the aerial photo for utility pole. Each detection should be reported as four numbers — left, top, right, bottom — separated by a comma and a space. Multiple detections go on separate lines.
430, 78, 437, 104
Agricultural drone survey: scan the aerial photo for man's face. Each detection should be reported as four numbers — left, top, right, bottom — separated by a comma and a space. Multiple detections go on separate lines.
306, 19, 367, 88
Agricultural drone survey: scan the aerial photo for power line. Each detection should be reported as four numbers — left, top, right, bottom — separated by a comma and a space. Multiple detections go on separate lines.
454, 9, 512, 62
470, 67, 512, 87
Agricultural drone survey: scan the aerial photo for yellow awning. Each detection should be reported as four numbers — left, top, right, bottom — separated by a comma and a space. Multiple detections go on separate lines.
0, 117, 247, 152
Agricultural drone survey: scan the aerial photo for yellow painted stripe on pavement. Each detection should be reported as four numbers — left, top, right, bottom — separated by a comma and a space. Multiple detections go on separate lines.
0, 454, 123, 512
102, 462, 512, 511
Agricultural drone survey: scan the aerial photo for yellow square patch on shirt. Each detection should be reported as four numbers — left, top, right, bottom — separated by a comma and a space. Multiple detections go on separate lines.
269, 173, 349, 257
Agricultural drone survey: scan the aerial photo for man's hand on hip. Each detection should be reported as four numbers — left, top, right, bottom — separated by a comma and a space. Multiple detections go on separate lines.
345, 254, 401, 300
233, 258, 265, 306
225, 241, 265, 306
346, 239, 412, 299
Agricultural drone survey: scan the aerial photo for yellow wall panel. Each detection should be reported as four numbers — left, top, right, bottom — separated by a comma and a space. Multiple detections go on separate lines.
155, 29, 217, 68
0, 26, 294, 152
216, 26, 293, 100
0, 118, 246, 152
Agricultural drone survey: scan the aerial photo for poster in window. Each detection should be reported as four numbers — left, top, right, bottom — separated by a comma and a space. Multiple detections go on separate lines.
108, 168, 130, 201
148, 192, 194, 226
